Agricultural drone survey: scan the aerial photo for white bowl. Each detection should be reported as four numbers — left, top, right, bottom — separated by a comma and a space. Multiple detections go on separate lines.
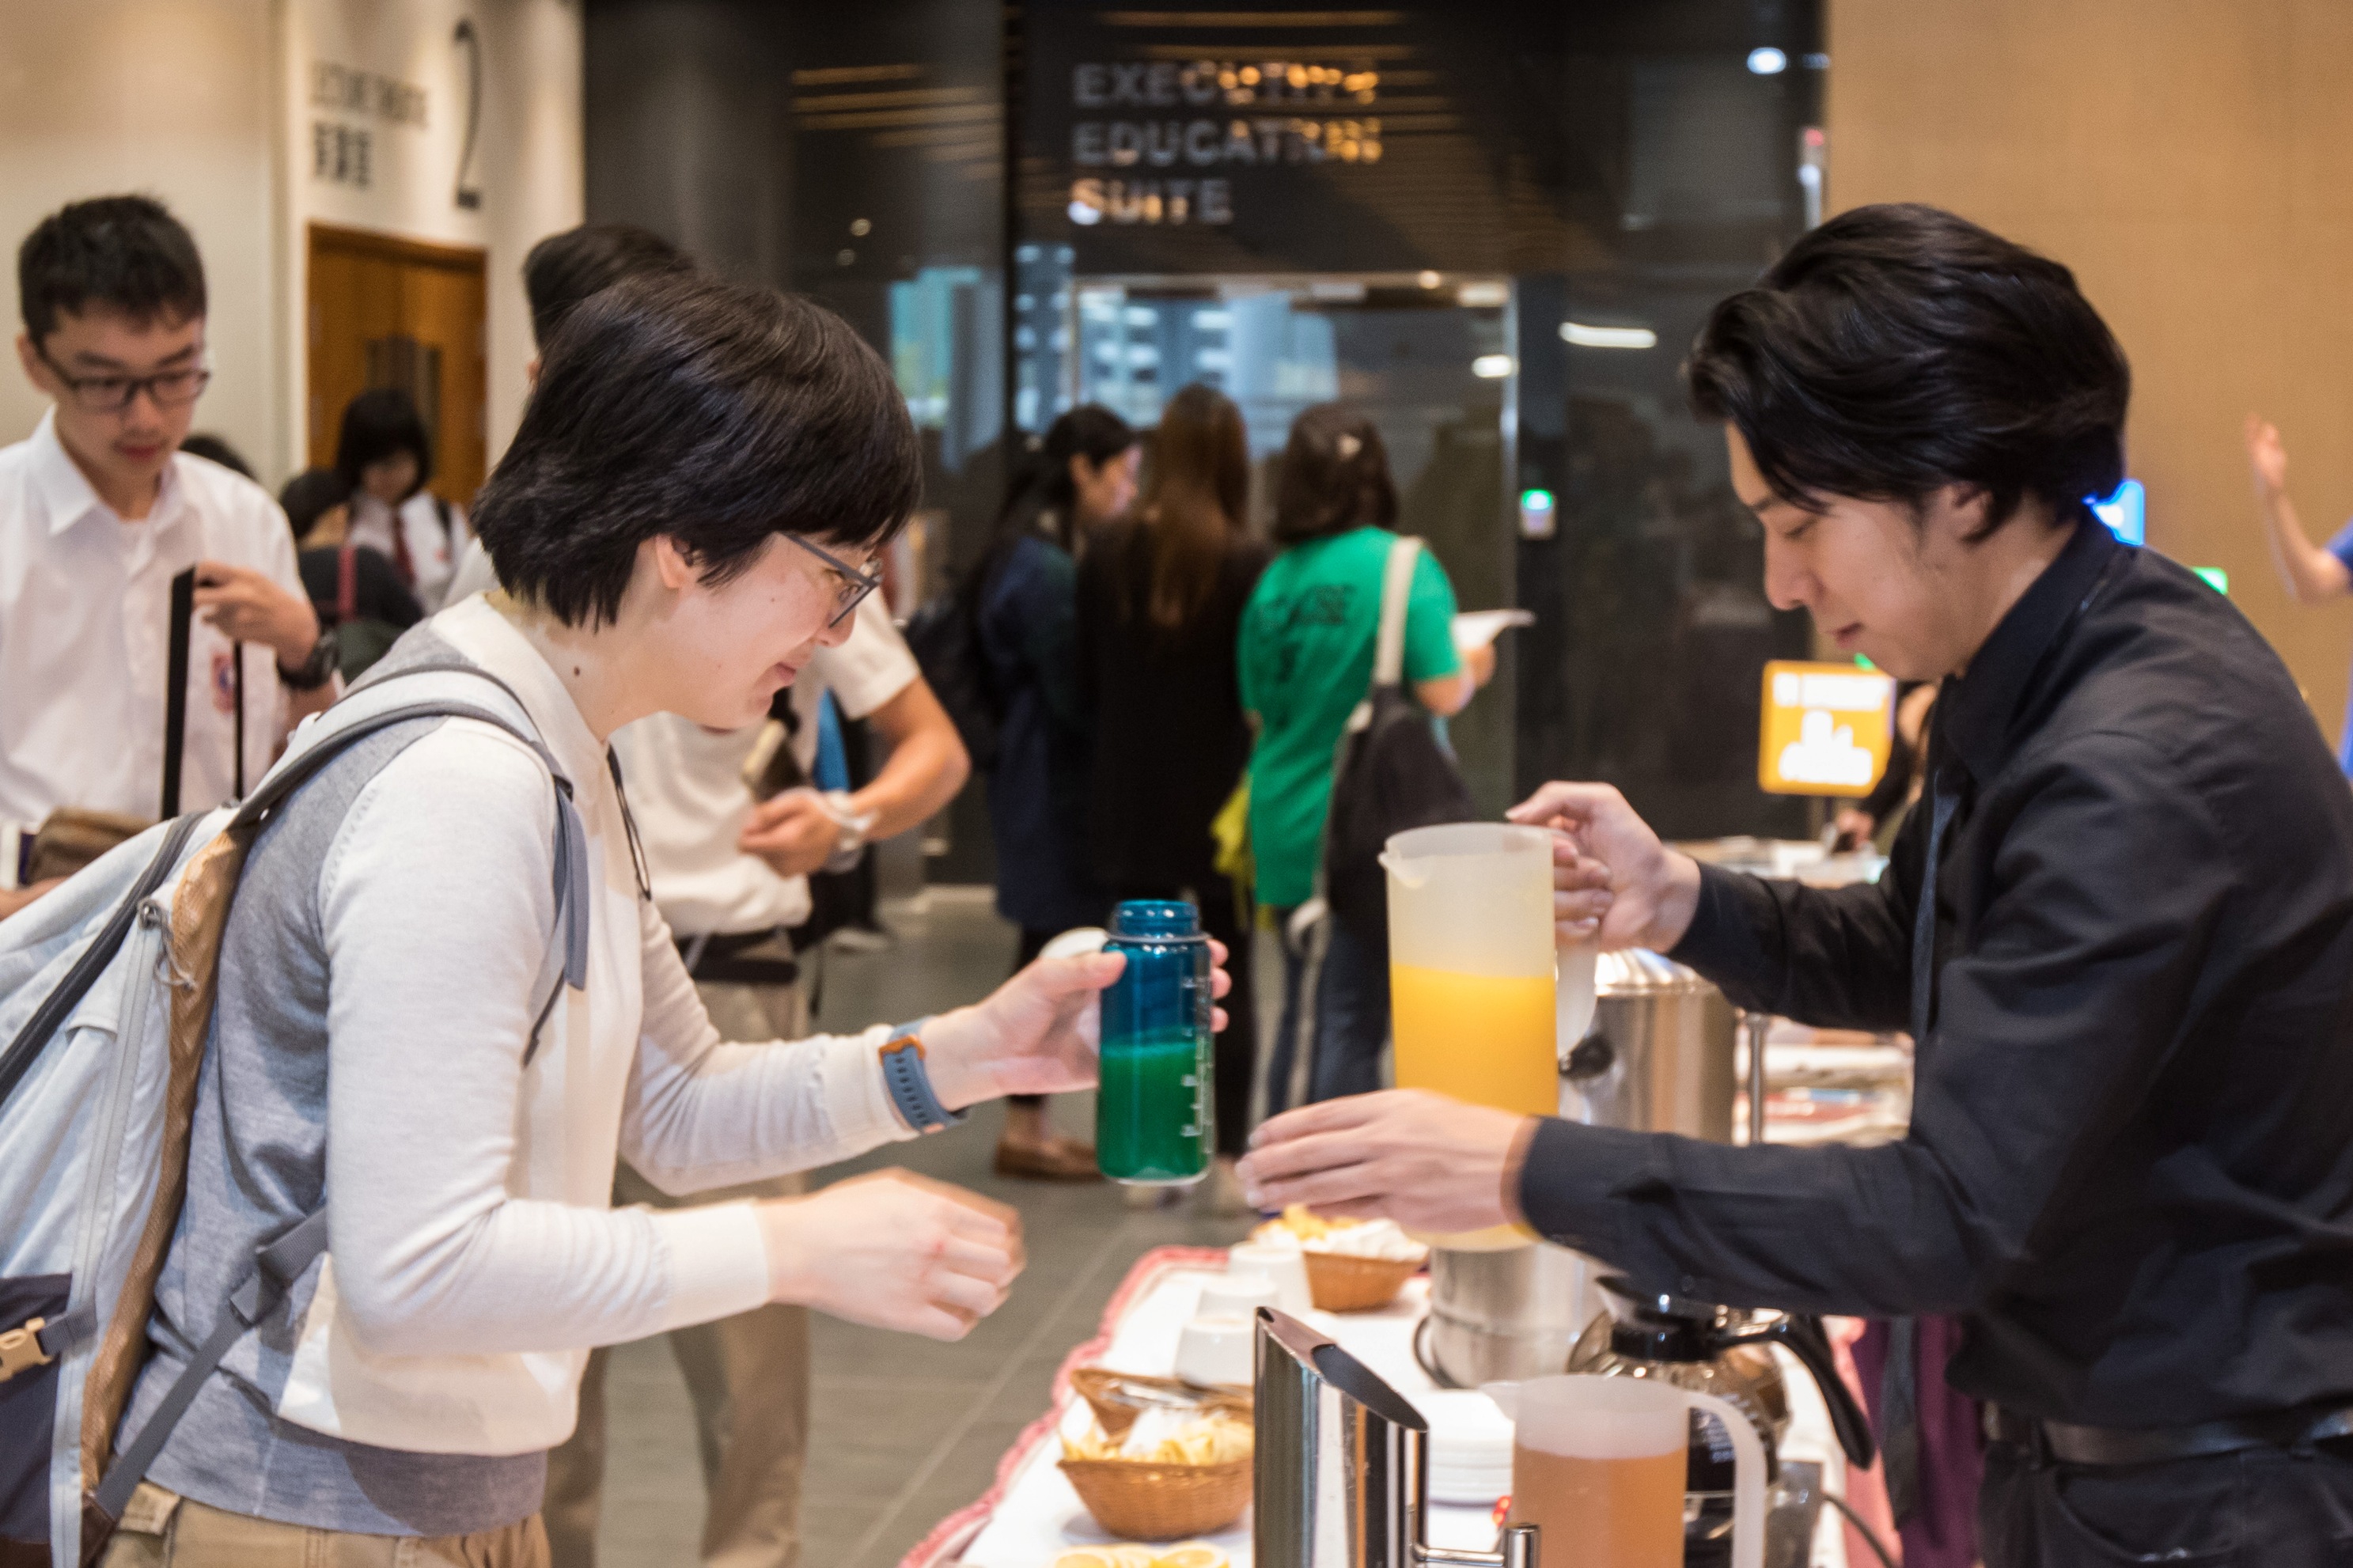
1174, 1314, 1256, 1388
1226, 1242, 1313, 1317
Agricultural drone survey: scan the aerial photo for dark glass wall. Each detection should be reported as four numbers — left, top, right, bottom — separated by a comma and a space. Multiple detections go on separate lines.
1014, 0, 1822, 839
585, 0, 1825, 869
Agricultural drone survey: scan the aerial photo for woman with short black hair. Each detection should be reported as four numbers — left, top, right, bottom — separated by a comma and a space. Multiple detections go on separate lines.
333, 385, 471, 611
108, 275, 1223, 1563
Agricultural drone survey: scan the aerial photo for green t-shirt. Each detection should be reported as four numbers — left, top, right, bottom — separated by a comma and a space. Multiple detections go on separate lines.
1238, 528, 1463, 908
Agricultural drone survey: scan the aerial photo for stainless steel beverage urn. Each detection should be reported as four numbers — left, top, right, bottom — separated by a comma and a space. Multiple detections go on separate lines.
1416, 950, 1737, 1389
1255, 1308, 1536, 1568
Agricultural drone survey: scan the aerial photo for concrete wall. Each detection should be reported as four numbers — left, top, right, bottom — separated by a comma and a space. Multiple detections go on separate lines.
0, 1, 281, 475
1827, 0, 2353, 742
0, 0, 579, 489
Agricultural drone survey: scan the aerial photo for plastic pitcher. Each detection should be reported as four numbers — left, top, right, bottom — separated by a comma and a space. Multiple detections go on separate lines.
1382, 824, 1558, 1248
1483, 1373, 1765, 1568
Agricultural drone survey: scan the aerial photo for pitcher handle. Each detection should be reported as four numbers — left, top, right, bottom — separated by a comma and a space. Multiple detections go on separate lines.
1683, 1389, 1765, 1568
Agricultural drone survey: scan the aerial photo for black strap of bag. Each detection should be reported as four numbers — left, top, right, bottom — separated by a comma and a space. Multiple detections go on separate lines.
160, 568, 195, 819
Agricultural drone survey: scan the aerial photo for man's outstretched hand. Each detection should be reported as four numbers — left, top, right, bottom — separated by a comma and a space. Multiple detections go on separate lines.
1236, 1089, 1536, 1236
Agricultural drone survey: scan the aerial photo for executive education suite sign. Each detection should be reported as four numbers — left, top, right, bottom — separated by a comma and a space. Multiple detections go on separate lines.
1020, 3, 1517, 275
1063, 56, 1385, 228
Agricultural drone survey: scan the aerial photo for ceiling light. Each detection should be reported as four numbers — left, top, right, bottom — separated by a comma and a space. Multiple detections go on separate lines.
1561, 321, 1658, 350
1746, 47, 1788, 74
1472, 354, 1514, 379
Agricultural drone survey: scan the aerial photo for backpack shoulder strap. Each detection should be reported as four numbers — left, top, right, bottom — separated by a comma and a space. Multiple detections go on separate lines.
88, 1208, 329, 1527
261, 661, 593, 1012
1371, 535, 1421, 691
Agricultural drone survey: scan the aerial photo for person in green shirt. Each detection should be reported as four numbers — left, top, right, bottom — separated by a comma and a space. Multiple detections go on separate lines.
1240, 405, 1494, 1111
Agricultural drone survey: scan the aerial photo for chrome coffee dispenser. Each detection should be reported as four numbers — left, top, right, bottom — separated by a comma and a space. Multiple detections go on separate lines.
1256, 1308, 1536, 1568
1417, 950, 1737, 1388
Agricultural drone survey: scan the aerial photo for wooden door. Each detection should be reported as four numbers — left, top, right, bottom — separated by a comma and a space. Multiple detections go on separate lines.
306, 224, 488, 503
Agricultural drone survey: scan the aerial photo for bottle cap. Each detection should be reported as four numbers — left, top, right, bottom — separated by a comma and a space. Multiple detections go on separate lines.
1110, 899, 1199, 937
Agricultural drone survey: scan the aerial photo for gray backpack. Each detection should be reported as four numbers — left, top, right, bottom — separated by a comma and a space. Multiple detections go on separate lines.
0, 662, 589, 1566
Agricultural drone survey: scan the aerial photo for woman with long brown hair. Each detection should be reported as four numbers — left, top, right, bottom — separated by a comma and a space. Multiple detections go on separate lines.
1076, 383, 1267, 1206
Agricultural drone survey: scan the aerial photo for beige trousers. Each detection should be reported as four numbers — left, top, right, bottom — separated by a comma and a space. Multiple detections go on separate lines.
102, 1481, 549, 1568
541, 976, 812, 1568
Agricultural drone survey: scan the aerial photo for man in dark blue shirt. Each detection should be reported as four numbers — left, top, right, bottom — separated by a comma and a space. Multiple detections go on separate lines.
1241, 204, 2353, 1565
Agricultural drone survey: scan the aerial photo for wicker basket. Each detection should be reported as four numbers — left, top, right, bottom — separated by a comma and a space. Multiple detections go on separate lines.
1059, 1456, 1252, 1540
1303, 1250, 1421, 1312
1070, 1368, 1250, 1440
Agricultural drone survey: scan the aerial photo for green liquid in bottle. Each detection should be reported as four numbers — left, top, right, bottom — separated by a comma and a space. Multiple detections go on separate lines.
1097, 1025, 1211, 1184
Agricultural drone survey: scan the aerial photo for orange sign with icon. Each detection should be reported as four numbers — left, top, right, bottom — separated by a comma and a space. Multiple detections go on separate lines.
1758, 661, 1896, 797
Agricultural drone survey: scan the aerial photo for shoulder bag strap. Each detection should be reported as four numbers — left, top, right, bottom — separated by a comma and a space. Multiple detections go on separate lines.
335, 545, 358, 626
160, 568, 195, 820
1371, 534, 1421, 692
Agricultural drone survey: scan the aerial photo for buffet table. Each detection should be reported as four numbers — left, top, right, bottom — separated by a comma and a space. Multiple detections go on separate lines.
903, 1247, 1860, 1568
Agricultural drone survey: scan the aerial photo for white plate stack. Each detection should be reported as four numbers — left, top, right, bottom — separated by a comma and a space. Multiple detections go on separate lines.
1415, 1390, 1517, 1506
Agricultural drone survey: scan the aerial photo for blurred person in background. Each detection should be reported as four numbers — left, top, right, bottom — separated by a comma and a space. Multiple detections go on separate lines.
177, 431, 252, 478
1239, 405, 1492, 1111
1076, 384, 1267, 1206
2, 195, 332, 918
445, 224, 695, 608
335, 385, 470, 612
976, 404, 1139, 1179
1831, 680, 1936, 853
281, 466, 423, 679
2244, 413, 2353, 780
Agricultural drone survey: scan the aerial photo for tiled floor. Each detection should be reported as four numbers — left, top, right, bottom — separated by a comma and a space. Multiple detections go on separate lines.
596, 888, 1262, 1568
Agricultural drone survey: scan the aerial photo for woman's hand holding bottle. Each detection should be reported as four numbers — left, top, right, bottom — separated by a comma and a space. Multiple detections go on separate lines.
919, 941, 1233, 1107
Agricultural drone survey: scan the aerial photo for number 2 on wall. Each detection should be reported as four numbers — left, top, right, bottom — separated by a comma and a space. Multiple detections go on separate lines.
453, 18, 483, 210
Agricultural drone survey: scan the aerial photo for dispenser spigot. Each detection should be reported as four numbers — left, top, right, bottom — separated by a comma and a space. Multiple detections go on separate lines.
1414, 1523, 1538, 1568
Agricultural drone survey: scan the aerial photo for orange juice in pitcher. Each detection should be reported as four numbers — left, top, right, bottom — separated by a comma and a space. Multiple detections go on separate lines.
1382, 823, 1571, 1249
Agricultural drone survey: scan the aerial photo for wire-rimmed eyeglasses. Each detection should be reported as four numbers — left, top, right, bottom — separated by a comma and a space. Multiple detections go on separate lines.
783, 532, 885, 627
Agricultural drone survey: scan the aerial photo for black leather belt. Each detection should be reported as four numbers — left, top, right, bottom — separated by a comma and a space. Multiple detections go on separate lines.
1986, 1402, 2353, 1466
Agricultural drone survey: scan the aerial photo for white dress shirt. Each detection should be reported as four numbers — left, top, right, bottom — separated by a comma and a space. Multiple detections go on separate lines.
347, 488, 471, 612
0, 410, 301, 830
612, 593, 922, 937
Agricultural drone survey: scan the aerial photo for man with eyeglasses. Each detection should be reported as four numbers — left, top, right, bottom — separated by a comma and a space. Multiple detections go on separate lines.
1, 195, 333, 915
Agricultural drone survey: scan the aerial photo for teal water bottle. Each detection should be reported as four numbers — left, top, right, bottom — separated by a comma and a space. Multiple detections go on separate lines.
1096, 900, 1214, 1185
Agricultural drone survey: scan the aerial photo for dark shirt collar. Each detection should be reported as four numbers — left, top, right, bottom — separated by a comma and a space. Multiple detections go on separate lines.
1933, 519, 2124, 786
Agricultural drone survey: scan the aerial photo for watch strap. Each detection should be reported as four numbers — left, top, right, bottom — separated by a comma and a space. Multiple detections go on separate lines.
279, 631, 338, 691
879, 1024, 964, 1133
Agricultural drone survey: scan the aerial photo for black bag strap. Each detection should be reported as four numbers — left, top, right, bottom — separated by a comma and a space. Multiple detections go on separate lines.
160, 568, 195, 819
231, 644, 245, 800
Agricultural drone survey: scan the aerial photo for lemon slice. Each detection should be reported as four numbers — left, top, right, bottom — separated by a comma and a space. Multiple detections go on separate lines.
1048, 1552, 1119, 1568
1108, 1548, 1160, 1568
1156, 1543, 1230, 1568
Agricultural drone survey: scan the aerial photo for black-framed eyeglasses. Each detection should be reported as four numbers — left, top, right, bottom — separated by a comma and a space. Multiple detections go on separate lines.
35, 344, 212, 415
784, 532, 884, 627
